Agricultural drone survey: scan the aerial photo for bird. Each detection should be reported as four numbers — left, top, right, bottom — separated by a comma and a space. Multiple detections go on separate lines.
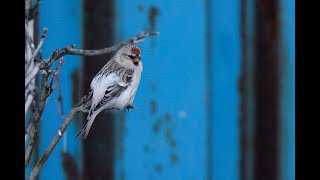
77, 45, 143, 139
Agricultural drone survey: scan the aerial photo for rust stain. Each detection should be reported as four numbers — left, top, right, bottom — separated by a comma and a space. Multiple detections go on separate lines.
148, 6, 159, 32
164, 113, 171, 121
239, 0, 247, 179
137, 4, 144, 12
143, 145, 150, 153
152, 113, 172, 134
154, 164, 163, 174
151, 83, 157, 92
254, 0, 280, 179
165, 127, 176, 148
71, 69, 83, 125
170, 153, 179, 165
114, 114, 127, 161
150, 100, 158, 115
61, 152, 79, 179
71, 70, 80, 105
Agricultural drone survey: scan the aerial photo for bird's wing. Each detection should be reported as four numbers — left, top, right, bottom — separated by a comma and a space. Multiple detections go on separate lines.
90, 69, 134, 113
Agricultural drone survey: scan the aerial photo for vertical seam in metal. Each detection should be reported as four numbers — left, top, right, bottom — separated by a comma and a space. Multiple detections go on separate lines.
245, 0, 256, 179
205, 0, 212, 179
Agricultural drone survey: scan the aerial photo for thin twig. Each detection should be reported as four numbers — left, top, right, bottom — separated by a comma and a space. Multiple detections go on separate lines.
25, 70, 54, 167
26, 56, 64, 167
55, 67, 67, 153
25, 28, 48, 86
29, 106, 82, 180
51, 58, 64, 76
28, 92, 89, 178
30, 28, 48, 63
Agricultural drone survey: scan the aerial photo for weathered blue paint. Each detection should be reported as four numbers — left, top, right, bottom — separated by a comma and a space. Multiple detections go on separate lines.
29, 0, 83, 179
115, 0, 207, 179
209, 0, 241, 180
243, 0, 256, 179
279, 0, 295, 179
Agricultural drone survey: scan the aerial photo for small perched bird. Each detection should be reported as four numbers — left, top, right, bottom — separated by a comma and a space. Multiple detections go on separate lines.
77, 45, 143, 139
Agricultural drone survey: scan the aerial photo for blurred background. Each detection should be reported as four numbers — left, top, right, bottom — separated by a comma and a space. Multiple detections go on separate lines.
25, 0, 294, 179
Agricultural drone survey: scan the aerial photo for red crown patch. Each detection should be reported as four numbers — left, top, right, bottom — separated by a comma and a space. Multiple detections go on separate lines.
131, 47, 140, 55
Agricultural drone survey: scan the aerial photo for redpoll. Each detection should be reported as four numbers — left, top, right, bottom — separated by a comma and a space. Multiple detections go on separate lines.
77, 45, 143, 139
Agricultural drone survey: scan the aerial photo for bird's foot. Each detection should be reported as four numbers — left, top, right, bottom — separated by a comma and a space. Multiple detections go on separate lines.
124, 104, 137, 111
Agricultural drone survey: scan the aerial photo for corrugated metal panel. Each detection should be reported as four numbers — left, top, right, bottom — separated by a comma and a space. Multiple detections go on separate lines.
279, 0, 295, 179
82, 0, 116, 179
254, 0, 281, 179
36, 0, 83, 179
240, 0, 256, 179
209, 0, 241, 180
114, 0, 208, 179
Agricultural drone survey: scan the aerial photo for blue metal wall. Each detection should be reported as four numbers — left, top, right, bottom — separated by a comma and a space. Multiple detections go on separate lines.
26, 0, 294, 179
115, 1, 208, 179
115, 1, 241, 179
209, 1, 241, 179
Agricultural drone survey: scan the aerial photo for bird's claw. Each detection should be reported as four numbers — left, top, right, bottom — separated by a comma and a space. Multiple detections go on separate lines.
124, 104, 137, 111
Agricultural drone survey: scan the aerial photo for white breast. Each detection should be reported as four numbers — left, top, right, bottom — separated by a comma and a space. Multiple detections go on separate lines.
114, 68, 142, 109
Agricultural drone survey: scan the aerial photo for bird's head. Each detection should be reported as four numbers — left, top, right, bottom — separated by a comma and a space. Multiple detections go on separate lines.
116, 45, 142, 69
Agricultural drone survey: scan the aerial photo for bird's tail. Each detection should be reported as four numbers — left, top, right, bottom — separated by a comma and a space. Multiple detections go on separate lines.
77, 110, 98, 139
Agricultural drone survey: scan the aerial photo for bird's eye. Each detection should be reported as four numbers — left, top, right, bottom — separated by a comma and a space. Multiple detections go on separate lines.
127, 55, 134, 59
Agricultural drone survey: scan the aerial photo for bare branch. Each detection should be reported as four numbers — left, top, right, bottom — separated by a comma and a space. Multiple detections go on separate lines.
25, 0, 32, 21
25, 22, 35, 52
39, 31, 160, 63
25, 121, 33, 144
51, 58, 64, 77
26, 0, 41, 21
25, 28, 47, 85
25, 69, 55, 167
25, 62, 40, 87
25, 120, 38, 167
29, 106, 82, 180
25, 94, 33, 115
40, 49, 60, 70
30, 28, 48, 63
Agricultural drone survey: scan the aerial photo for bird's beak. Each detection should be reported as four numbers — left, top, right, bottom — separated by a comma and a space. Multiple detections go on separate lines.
133, 57, 140, 64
